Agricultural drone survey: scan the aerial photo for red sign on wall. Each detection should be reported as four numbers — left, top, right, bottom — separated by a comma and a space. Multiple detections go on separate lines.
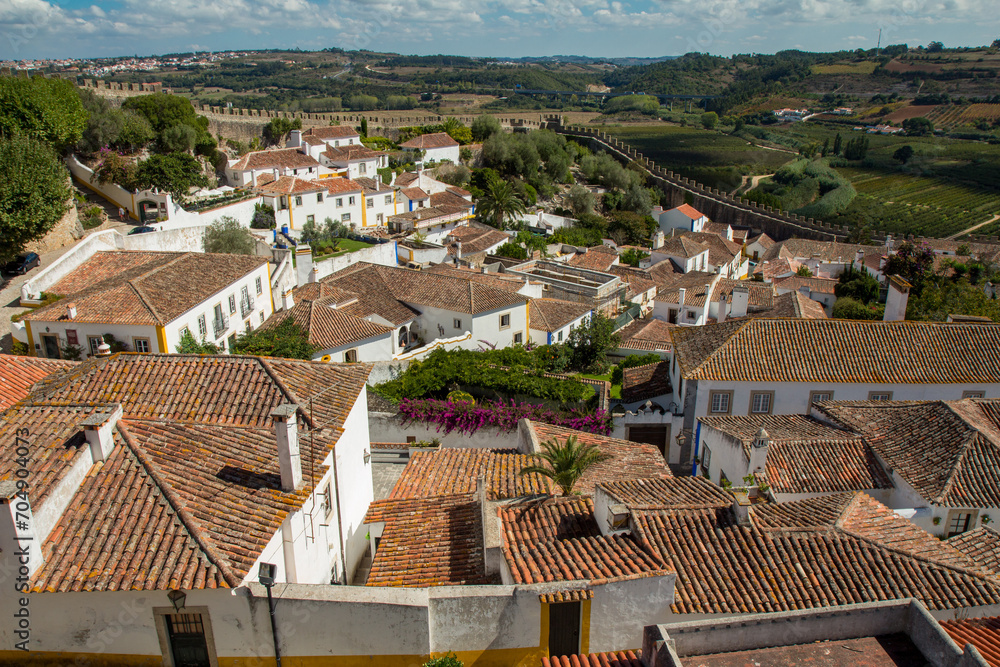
65, 330, 78, 345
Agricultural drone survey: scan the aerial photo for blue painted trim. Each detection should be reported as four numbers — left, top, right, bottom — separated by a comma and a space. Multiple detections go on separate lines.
691, 420, 702, 477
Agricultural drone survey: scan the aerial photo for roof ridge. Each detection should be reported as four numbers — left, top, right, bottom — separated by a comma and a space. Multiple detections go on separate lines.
255, 357, 315, 429
675, 319, 749, 378
116, 421, 240, 587
934, 431, 981, 505
125, 280, 166, 326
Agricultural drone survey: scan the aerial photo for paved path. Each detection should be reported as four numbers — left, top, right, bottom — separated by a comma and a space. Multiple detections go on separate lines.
946, 214, 1000, 240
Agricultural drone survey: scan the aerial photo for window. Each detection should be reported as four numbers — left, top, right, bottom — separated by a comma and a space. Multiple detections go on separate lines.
241, 285, 250, 304
454, 318, 462, 329
197, 315, 207, 337
348, 196, 356, 206
500, 313, 511, 329
964, 390, 985, 399
367, 198, 374, 208
260, 312, 265, 324
306, 214, 315, 225
709, 391, 732, 414
749, 391, 773, 415
322, 483, 333, 518
385, 195, 393, 205
179, 327, 191, 340
686, 310, 696, 321
667, 309, 678, 324
557, 331, 564, 342
88, 336, 102, 357
229, 294, 236, 314
293, 169, 298, 175
334, 140, 340, 147
809, 391, 833, 405
342, 213, 351, 223
514, 332, 523, 344
154, 609, 217, 667
294, 196, 303, 206
701, 445, 711, 473
948, 511, 974, 537
360, 163, 367, 174
336, 198, 343, 208
255, 277, 263, 295
344, 349, 358, 363
133, 337, 150, 353
868, 391, 893, 401
377, 213, 383, 224
279, 197, 288, 210
317, 193, 323, 203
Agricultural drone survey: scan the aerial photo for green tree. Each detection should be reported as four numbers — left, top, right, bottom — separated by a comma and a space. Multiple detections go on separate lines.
118, 110, 155, 151
566, 312, 620, 373
122, 93, 206, 134
0, 76, 86, 149
701, 111, 719, 130
0, 135, 71, 262
423, 653, 464, 667
494, 241, 528, 260
471, 114, 502, 141
884, 241, 936, 290
263, 117, 302, 146
133, 153, 209, 200
832, 296, 884, 320
902, 117, 934, 136
160, 124, 197, 153
476, 175, 527, 229
519, 435, 612, 496
620, 248, 649, 267
832, 132, 843, 156
360, 117, 368, 138
835, 263, 880, 303
203, 216, 256, 255
565, 184, 595, 216
77, 89, 123, 153
251, 202, 276, 230
175, 329, 221, 354
796, 264, 813, 277
231, 317, 315, 359
893, 145, 915, 164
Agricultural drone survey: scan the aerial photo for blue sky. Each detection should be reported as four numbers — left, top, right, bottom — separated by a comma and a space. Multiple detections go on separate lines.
2, 0, 998, 60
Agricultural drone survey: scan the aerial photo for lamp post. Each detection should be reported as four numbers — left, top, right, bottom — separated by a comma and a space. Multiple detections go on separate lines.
258, 562, 281, 667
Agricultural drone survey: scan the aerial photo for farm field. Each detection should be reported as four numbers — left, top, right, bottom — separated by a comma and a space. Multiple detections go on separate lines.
926, 104, 1000, 129
811, 62, 878, 75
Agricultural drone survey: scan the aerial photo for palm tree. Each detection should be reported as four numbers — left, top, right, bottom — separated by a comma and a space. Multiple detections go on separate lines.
476, 176, 527, 230
519, 435, 612, 496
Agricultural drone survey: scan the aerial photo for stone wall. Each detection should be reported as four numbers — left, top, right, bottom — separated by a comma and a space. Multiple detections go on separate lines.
25, 190, 84, 256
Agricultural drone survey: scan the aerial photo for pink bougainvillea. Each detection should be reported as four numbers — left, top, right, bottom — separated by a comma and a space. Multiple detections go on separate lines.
398, 398, 613, 436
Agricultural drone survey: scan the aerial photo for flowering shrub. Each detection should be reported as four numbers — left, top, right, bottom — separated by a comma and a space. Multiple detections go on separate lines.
398, 398, 613, 436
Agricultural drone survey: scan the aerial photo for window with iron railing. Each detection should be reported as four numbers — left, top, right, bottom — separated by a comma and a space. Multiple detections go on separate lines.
213, 313, 229, 338
240, 296, 255, 319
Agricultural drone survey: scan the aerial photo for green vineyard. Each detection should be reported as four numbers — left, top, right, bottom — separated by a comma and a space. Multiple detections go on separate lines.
925, 104, 1000, 129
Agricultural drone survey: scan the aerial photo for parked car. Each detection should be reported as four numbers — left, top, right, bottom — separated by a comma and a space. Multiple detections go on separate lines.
127, 226, 157, 235
1, 252, 40, 275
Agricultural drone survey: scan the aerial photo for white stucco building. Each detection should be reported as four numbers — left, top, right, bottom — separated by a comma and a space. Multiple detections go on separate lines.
399, 132, 461, 164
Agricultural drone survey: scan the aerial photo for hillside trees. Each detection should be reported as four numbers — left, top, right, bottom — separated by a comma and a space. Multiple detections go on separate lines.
0, 136, 72, 262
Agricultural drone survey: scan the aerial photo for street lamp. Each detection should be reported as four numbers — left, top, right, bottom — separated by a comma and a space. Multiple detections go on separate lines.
258, 562, 281, 667
167, 589, 186, 613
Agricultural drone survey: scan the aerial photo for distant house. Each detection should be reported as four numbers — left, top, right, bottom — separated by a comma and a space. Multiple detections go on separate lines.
654, 204, 709, 236
645, 235, 710, 273
319, 144, 388, 180
399, 132, 461, 164
651, 271, 721, 326
528, 298, 592, 345
226, 147, 325, 187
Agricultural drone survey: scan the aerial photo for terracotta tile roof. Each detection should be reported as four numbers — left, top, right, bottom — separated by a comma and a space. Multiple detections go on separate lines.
364, 494, 495, 587
711, 278, 775, 310
447, 225, 510, 255
687, 634, 927, 666
319, 177, 364, 195
426, 263, 529, 292
394, 171, 419, 186
638, 492, 1000, 614
0, 355, 76, 410
543, 651, 643, 667
670, 204, 705, 221
948, 527, 1000, 576
354, 176, 391, 194
303, 125, 360, 140
260, 298, 392, 352
230, 147, 320, 172
817, 399, 1000, 507
501, 496, 670, 585
621, 361, 671, 403
653, 271, 717, 307
762, 239, 872, 264
699, 414, 892, 495
942, 617, 1000, 667
400, 186, 430, 200
672, 319, 1000, 384
538, 588, 593, 603
744, 290, 828, 320
598, 476, 733, 510
529, 299, 592, 333
322, 144, 383, 162
447, 185, 472, 198
430, 190, 474, 209
24, 251, 266, 326
569, 248, 619, 272
320, 264, 420, 326
254, 175, 325, 195
774, 274, 839, 294
701, 221, 732, 237
748, 232, 775, 249
530, 422, 670, 489
659, 235, 708, 259
617, 317, 674, 353
388, 204, 471, 224
400, 132, 459, 149
753, 257, 803, 281
681, 232, 742, 266
387, 448, 552, 501
608, 265, 658, 300
731, 228, 749, 243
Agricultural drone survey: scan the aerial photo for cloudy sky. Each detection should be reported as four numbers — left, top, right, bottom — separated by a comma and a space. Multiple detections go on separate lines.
1, 0, 998, 60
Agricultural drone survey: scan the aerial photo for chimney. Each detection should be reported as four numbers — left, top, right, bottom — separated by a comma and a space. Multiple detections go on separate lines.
732, 488, 753, 526
677, 288, 686, 308
730, 285, 750, 318
455, 240, 462, 258
82, 405, 123, 463
746, 428, 769, 477
717, 293, 727, 323
282, 287, 294, 311
309, 266, 319, 284
66, 303, 77, 320
885, 234, 894, 251
884, 275, 911, 322
95, 337, 112, 357
289, 129, 302, 146
855, 249, 864, 265
652, 230, 665, 250
272, 404, 303, 492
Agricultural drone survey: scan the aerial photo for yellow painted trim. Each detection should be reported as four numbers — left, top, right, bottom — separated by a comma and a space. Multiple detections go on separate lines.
155, 325, 168, 354
580, 599, 592, 655
408, 249, 414, 261
24, 320, 34, 356
287, 196, 294, 230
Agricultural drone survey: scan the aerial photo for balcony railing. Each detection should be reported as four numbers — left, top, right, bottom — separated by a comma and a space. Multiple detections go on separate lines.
240, 297, 255, 319
213, 314, 229, 338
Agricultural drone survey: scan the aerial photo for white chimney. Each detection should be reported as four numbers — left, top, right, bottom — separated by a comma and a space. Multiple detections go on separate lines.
309, 266, 319, 284
282, 287, 294, 311
730, 286, 750, 318
66, 303, 77, 320
885, 234, 894, 251
717, 293, 728, 323
678, 288, 686, 308
83, 405, 123, 463
272, 404, 303, 492
746, 427, 769, 477
289, 129, 302, 146
884, 275, 911, 322
652, 230, 665, 250
855, 249, 864, 265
